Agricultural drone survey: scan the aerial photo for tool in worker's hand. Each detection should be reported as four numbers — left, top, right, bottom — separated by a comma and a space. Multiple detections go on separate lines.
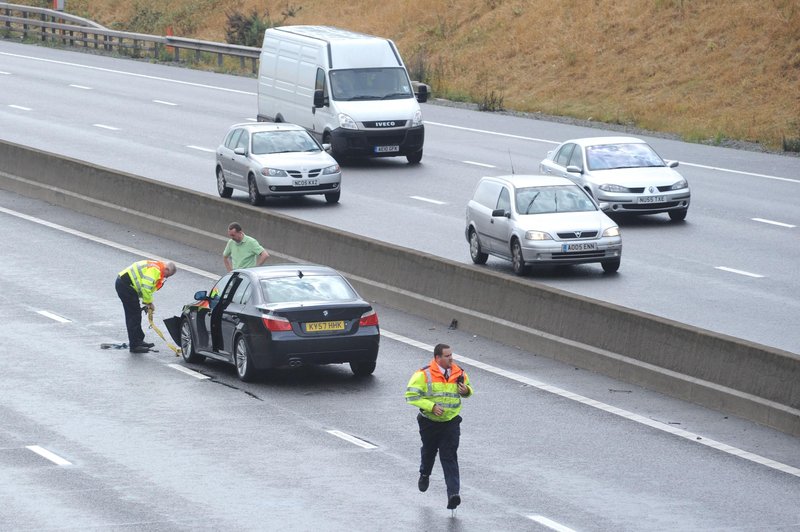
145, 307, 181, 357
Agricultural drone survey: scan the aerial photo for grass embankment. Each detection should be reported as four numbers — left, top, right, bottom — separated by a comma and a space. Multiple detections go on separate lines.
21, 0, 800, 151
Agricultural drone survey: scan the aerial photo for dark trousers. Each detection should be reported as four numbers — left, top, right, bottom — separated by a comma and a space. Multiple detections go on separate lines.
418, 413, 461, 497
115, 274, 144, 347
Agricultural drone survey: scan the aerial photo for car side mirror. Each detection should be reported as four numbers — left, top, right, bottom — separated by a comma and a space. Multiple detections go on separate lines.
667, 160, 679, 168
194, 290, 209, 301
313, 89, 326, 108
414, 83, 429, 103
598, 202, 611, 211
566, 165, 582, 174
491, 208, 509, 218
322, 143, 332, 152
234, 147, 246, 156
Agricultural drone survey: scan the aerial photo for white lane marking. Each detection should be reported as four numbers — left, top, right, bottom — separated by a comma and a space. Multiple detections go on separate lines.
463, 160, 496, 168
427, 121, 558, 144
682, 162, 800, 184
9, 104, 31, 111
752, 218, 796, 228
93, 124, 120, 131
0, 51, 255, 95
153, 99, 177, 106
26, 445, 72, 466
381, 329, 800, 479
1, 70, 12, 75
410, 195, 446, 205
326, 430, 377, 449
186, 145, 215, 153
36, 310, 71, 323
527, 515, 576, 532
715, 266, 765, 278
69, 84, 92, 90
167, 363, 210, 380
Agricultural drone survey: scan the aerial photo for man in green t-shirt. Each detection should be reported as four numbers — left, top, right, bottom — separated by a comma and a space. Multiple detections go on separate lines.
223, 222, 270, 271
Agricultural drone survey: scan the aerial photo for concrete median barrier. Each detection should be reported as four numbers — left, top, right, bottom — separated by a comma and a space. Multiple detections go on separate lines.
1, 138, 798, 436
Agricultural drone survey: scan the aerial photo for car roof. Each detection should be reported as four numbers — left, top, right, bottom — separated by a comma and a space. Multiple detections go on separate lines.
237, 263, 342, 280
565, 136, 646, 147
226, 122, 307, 134
480, 174, 578, 189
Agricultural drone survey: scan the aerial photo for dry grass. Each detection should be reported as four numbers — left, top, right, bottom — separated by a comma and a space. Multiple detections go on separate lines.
17, 0, 800, 150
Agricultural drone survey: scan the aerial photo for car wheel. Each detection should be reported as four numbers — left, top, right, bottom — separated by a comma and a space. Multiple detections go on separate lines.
469, 229, 488, 265
180, 317, 204, 363
406, 149, 423, 164
602, 258, 621, 274
216, 167, 232, 198
234, 334, 258, 382
324, 133, 346, 162
324, 190, 341, 204
248, 175, 264, 206
669, 208, 688, 222
350, 360, 376, 376
511, 239, 527, 276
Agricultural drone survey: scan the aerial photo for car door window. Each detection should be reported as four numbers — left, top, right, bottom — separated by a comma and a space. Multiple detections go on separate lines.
235, 130, 249, 153
568, 145, 584, 170
496, 187, 511, 213
231, 277, 252, 305
555, 144, 575, 167
473, 180, 502, 209
225, 129, 243, 150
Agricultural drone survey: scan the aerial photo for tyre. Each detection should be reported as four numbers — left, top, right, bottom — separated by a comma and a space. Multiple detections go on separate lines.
325, 190, 341, 204
602, 258, 621, 274
406, 149, 423, 164
469, 229, 488, 265
180, 317, 205, 363
511, 239, 527, 275
216, 167, 232, 198
248, 175, 264, 206
234, 335, 258, 382
669, 208, 688, 222
350, 360, 376, 376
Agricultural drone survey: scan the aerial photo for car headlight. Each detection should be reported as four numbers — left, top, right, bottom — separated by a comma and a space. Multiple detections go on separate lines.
322, 164, 340, 175
599, 184, 629, 193
411, 109, 423, 127
261, 168, 288, 177
525, 230, 552, 241
338, 113, 358, 130
669, 179, 688, 190
603, 226, 620, 237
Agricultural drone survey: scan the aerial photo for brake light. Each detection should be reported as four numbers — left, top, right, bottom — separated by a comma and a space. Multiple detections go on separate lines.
359, 309, 379, 327
263, 315, 292, 331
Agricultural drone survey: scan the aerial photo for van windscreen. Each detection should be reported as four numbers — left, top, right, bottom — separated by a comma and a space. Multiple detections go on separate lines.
330, 68, 413, 101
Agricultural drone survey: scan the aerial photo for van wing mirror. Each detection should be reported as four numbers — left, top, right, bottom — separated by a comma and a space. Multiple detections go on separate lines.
313, 89, 326, 108
414, 82, 429, 103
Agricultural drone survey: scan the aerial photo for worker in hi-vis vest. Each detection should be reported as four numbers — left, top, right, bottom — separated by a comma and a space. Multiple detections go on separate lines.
405, 343, 473, 510
115, 259, 176, 353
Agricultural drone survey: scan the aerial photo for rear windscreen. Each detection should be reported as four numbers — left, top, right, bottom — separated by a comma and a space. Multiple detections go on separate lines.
260, 275, 357, 303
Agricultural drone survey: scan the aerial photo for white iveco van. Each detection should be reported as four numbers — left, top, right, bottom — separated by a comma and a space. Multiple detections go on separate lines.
257, 25, 428, 164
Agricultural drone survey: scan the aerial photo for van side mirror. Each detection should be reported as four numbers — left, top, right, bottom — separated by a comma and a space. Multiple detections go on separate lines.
313, 89, 326, 108
565, 165, 582, 174
491, 208, 509, 218
414, 83, 429, 103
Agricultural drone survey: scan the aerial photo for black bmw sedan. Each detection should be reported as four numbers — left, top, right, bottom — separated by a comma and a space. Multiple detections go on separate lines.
174, 264, 380, 381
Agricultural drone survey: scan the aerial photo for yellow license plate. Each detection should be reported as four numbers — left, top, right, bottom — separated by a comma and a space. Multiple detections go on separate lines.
305, 320, 345, 332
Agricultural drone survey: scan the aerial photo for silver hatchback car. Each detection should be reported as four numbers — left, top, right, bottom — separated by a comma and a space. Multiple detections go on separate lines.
215, 123, 342, 205
465, 175, 622, 274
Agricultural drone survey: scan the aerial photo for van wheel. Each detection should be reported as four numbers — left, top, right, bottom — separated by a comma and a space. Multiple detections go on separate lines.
407, 149, 423, 164
248, 175, 264, 206
602, 259, 621, 274
469, 229, 488, 265
325, 191, 340, 204
511, 239, 527, 275
216, 167, 232, 198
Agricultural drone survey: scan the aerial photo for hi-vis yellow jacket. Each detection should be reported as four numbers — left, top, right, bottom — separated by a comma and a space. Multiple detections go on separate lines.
405, 358, 473, 422
119, 260, 168, 304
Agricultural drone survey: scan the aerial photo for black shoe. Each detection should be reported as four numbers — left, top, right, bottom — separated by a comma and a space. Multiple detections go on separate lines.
141, 341, 155, 348
447, 494, 461, 510
130, 345, 150, 353
418, 474, 429, 492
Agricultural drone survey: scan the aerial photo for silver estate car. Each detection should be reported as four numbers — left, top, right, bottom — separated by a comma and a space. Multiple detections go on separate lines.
465, 175, 622, 274
215, 123, 342, 205
539, 136, 690, 221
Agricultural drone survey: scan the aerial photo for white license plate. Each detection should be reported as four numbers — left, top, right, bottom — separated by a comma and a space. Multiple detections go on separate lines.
561, 242, 598, 252
638, 195, 667, 203
293, 179, 318, 187
374, 145, 400, 153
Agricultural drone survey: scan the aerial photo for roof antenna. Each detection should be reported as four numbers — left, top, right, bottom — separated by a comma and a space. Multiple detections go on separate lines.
508, 149, 515, 175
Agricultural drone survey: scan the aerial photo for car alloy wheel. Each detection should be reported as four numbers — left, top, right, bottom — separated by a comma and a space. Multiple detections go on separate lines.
181, 318, 203, 363
248, 175, 264, 206
511, 239, 526, 275
469, 229, 488, 265
235, 335, 257, 382
216, 167, 232, 198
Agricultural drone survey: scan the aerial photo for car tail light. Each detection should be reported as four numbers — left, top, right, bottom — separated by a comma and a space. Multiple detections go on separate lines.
359, 309, 379, 327
263, 315, 292, 331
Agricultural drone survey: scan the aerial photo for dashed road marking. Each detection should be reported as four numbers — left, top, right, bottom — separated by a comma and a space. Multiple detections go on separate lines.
153, 99, 177, 106
167, 363, 210, 379
93, 124, 119, 131
463, 160, 496, 168
36, 310, 71, 323
527, 515, 576, 532
715, 266, 764, 278
69, 84, 92, 89
752, 218, 796, 228
26, 445, 71, 466
9, 104, 31, 111
410, 195, 446, 205
326, 430, 377, 449
187, 145, 215, 153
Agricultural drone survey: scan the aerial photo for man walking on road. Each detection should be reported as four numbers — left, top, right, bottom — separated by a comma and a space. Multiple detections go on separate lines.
405, 343, 473, 510
223, 222, 269, 271
115, 259, 176, 353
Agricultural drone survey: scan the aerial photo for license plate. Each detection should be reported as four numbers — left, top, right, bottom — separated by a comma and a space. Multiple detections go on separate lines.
374, 145, 400, 153
561, 242, 598, 252
638, 195, 666, 203
293, 179, 318, 187
304, 320, 345, 332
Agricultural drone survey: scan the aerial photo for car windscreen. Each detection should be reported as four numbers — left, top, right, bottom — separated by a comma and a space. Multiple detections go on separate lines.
585, 143, 665, 171
251, 130, 320, 155
515, 185, 596, 214
329, 68, 413, 101
260, 275, 357, 304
